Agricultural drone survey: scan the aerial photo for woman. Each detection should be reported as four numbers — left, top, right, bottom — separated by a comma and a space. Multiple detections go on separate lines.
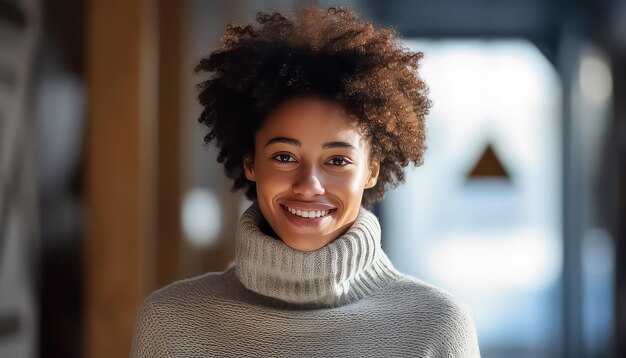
132, 6, 481, 357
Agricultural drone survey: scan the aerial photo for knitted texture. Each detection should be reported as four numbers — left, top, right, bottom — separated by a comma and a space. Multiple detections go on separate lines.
131, 204, 481, 357
235, 203, 403, 307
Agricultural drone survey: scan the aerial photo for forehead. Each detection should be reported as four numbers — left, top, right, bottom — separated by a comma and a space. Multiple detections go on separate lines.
258, 97, 365, 145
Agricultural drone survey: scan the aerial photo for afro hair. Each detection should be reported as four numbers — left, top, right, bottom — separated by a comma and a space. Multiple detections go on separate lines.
195, 6, 431, 209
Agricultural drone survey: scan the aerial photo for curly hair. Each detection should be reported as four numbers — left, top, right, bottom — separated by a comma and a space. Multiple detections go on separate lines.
196, 6, 431, 209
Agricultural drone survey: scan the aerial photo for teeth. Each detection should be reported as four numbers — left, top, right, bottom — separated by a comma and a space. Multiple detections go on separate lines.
284, 205, 330, 218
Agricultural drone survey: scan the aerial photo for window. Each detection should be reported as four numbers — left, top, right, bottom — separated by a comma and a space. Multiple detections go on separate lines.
382, 39, 562, 357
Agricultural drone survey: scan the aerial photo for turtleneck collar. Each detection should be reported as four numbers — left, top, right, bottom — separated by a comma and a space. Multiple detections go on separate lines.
234, 203, 401, 307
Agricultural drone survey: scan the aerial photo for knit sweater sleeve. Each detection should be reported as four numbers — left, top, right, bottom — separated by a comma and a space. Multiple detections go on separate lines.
435, 298, 481, 358
130, 298, 169, 358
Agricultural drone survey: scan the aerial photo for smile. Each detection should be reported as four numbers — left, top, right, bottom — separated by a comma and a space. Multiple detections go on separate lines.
280, 204, 336, 219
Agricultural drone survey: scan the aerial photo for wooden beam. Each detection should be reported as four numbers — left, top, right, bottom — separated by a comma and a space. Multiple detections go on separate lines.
156, 0, 184, 288
84, 0, 157, 356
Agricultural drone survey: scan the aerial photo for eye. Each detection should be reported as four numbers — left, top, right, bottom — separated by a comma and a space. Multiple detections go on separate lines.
326, 157, 351, 166
272, 153, 297, 164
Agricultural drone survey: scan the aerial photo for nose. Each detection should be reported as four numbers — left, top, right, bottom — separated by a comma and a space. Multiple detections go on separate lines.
292, 166, 325, 197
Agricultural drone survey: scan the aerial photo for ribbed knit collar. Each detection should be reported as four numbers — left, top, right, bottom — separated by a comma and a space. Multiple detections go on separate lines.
234, 203, 401, 307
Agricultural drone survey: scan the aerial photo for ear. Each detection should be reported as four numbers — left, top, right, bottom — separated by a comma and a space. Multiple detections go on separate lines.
243, 155, 256, 181
364, 160, 380, 189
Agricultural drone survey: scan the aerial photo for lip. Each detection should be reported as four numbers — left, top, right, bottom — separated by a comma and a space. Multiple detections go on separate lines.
278, 203, 336, 229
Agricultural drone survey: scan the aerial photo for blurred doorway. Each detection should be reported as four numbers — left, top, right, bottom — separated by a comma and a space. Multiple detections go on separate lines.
382, 39, 563, 358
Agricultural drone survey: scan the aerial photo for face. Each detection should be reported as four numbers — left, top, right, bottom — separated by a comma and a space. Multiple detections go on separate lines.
244, 97, 380, 251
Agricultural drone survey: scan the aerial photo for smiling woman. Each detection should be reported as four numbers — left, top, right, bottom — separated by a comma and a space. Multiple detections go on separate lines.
245, 97, 380, 251
131, 5, 481, 357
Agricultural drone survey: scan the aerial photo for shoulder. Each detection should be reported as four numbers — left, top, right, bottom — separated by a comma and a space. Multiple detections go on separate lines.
131, 266, 238, 357
144, 265, 237, 311
390, 273, 473, 317
382, 273, 482, 357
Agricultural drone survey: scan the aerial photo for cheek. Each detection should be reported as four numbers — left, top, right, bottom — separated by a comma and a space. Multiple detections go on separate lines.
256, 168, 292, 197
324, 169, 368, 196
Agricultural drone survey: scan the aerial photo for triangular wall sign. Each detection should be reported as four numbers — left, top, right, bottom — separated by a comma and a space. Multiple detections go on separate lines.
467, 143, 510, 179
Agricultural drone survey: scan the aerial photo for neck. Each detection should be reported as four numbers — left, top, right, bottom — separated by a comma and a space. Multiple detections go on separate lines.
234, 203, 402, 307
259, 216, 279, 239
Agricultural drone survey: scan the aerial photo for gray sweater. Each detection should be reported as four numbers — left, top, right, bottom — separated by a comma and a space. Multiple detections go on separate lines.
131, 204, 481, 357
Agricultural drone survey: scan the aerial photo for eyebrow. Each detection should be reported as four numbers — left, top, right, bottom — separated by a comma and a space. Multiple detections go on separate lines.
265, 137, 357, 150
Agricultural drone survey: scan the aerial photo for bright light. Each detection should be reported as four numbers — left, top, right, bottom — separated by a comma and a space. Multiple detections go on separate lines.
182, 187, 221, 247
580, 55, 612, 104
426, 229, 561, 290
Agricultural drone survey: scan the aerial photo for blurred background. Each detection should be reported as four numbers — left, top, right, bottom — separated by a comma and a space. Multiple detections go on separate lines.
1, 0, 625, 357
